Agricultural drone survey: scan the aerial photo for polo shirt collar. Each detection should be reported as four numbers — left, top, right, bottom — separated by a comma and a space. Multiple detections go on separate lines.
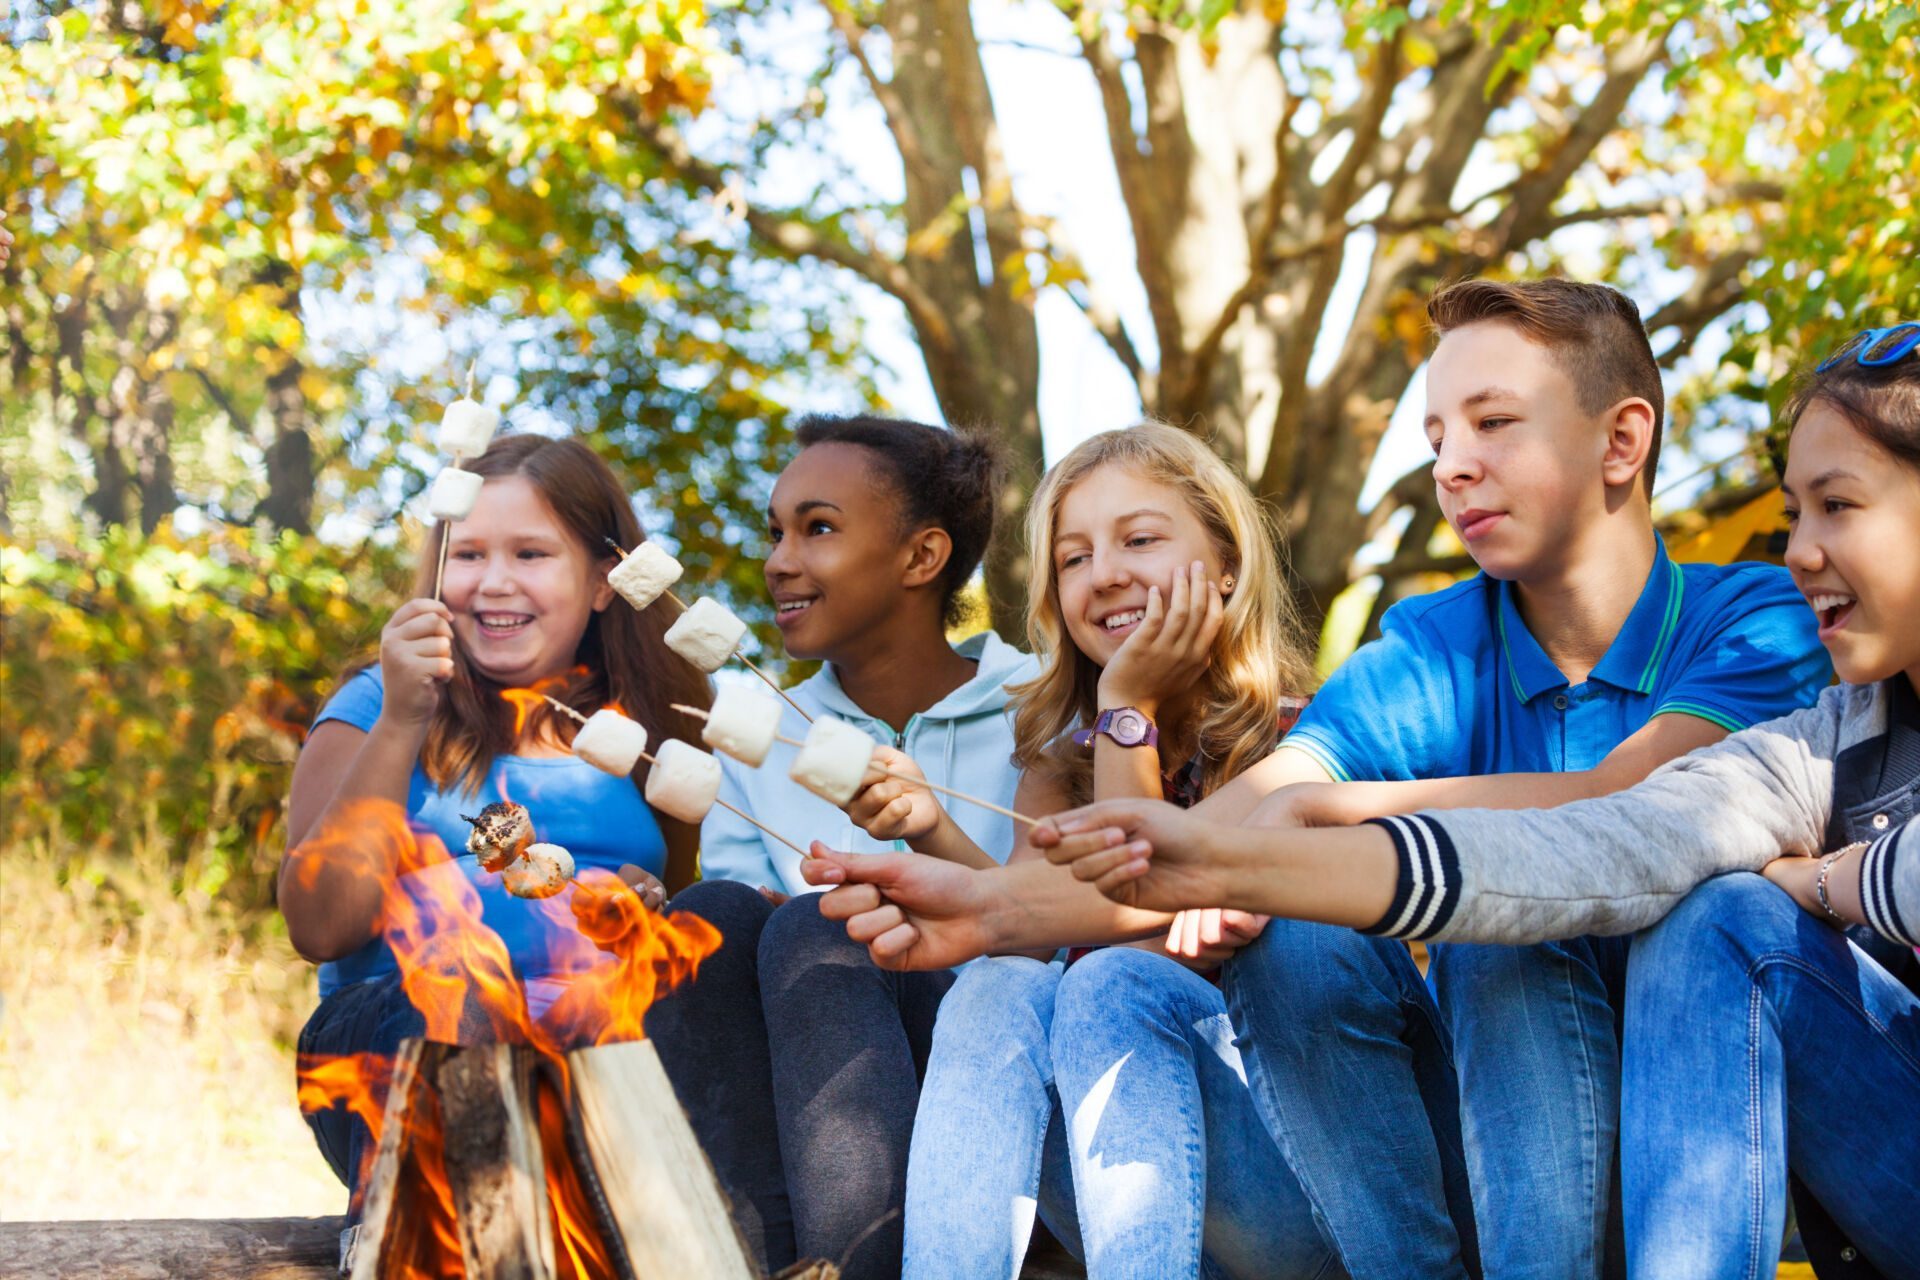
1495, 538, 1682, 703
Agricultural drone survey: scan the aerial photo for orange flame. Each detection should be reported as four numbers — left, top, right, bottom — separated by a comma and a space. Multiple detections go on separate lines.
288, 755, 724, 1271
500, 667, 591, 736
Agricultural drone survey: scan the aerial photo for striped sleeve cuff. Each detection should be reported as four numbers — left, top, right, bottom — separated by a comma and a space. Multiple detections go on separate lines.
1359, 815, 1462, 941
1860, 825, 1916, 948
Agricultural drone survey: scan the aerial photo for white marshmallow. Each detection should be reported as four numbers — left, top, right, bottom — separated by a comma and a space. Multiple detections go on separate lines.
572, 709, 648, 776
439, 398, 500, 459
645, 738, 723, 824
701, 684, 783, 767
665, 597, 748, 673
427, 467, 484, 521
788, 715, 876, 807
503, 842, 573, 898
607, 542, 682, 611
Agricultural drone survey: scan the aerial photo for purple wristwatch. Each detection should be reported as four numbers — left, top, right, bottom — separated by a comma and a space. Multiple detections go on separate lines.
1073, 706, 1159, 749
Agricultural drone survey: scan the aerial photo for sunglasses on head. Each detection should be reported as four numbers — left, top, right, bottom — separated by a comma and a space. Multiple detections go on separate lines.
1815, 322, 1920, 373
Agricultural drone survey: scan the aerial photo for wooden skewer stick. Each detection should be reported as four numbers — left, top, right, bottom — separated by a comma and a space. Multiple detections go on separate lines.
602, 538, 813, 724
671, 704, 1041, 828
541, 695, 809, 857
432, 518, 453, 602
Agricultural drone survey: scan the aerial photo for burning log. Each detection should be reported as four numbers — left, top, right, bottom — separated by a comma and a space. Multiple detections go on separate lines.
343, 1037, 795, 1280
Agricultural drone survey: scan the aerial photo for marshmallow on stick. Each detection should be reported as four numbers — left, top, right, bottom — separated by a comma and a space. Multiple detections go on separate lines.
428, 467, 484, 522
672, 702, 1041, 827
665, 597, 749, 673
700, 684, 783, 767
571, 708, 649, 777
503, 842, 574, 899
438, 365, 500, 460
607, 541, 683, 611
462, 801, 534, 873
602, 539, 813, 724
531, 692, 810, 856
644, 739, 724, 823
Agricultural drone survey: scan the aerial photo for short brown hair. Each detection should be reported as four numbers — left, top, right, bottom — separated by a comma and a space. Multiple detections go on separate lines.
1428, 278, 1665, 495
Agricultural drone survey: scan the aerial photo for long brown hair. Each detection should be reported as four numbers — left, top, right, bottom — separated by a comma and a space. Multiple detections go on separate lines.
402, 434, 712, 794
1010, 423, 1316, 806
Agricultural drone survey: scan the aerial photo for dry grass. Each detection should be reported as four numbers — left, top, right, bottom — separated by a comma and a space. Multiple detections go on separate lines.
0, 834, 342, 1221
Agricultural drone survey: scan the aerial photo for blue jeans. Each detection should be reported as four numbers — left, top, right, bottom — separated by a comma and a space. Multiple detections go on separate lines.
1623, 873, 1920, 1280
907, 951, 1336, 1280
1429, 934, 1630, 1279
1223, 917, 1479, 1280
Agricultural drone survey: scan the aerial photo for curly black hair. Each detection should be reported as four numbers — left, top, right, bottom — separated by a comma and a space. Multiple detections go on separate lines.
793, 414, 1004, 625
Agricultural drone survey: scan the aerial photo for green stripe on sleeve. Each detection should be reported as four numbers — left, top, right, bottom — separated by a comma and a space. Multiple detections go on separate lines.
1277, 737, 1353, 783
1652, 701, 1746, 733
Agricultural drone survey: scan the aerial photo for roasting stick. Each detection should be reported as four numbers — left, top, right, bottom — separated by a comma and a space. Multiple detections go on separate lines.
602, 538, 813, 725
430, 364, 479, 603
540, 694, 809, 857
670, 703, 1041, 829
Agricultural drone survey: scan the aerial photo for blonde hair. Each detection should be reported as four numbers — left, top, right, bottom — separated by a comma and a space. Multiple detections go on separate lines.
1010, 422, 1316, 805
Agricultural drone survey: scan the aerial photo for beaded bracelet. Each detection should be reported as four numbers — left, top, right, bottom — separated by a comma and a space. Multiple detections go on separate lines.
1815, 844, 1864, 926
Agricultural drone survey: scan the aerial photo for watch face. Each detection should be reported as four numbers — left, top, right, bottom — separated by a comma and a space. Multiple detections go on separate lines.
1110, 708, 1149, 746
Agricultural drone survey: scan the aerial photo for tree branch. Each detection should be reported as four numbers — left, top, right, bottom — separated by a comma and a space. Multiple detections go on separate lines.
1531, 181, 1782, 238
1646, 249, 1756, 368
1029, 214, 1146, 385
615, 102, 957, 359
823, 2, 934, 183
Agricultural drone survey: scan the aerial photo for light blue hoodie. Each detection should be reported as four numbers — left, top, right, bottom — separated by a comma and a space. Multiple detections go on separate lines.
699, 631, 1039, 895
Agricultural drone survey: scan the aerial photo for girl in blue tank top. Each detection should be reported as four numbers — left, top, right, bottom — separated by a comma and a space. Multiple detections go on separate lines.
284, 434, 711, 1226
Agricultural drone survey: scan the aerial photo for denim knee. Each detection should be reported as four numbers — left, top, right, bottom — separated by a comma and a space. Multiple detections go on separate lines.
937, 955, 1058, 1038
1053, 946, 1203, 1041
1225, 914, 1420, 1021
672, 877, 775, 940
1631, 873, 1796, 982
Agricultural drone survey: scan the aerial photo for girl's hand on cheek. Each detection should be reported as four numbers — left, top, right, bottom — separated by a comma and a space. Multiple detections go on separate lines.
379, 598, 457, 729
1097, 561, 1225, 714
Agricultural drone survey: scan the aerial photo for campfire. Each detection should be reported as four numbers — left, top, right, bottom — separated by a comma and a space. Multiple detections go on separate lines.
293, 798, 835, 1279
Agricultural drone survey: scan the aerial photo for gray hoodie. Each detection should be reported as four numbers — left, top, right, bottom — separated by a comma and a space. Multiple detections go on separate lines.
698, 631, 1039, 896
1362, 678, 1919, 949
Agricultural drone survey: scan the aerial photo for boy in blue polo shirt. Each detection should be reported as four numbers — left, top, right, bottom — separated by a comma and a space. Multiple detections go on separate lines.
1194, 279, 1830, 1279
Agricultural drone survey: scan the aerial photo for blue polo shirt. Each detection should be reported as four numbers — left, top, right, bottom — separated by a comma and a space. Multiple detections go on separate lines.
1286, 539, 1830, 783
309, 667, 669, 998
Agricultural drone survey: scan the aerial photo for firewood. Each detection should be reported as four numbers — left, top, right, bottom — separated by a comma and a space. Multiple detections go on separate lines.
434, 1044, 557, 1280
0, 1217, 339, 1279
347, 1038, 437, 1280
566, 1040, 758, 1280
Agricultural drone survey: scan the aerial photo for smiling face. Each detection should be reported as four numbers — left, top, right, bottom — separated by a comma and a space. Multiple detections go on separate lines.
764, 442, 921, 662
1050, 463, 1227, 669
440, 474, 614, 687
1781, 403, 1920, 687
1424, 321, 1649, 582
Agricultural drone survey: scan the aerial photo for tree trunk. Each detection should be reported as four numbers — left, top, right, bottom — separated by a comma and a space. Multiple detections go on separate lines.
260, 353, 315, 534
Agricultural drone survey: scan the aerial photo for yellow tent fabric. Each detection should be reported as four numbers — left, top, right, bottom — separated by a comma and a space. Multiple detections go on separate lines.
1668, 488, 1787, 565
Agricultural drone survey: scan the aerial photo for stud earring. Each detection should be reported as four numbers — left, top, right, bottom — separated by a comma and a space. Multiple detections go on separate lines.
1220, 574, 1236, 594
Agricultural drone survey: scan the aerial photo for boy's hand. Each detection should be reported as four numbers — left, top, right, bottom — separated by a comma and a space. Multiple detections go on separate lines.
1095, 561, 1224, 717
799, 844, 1000, 970
845, 745, 946, 842
1032, 798, 1234, 913
379, 598, 456, 727
1163, 908, 1269, 962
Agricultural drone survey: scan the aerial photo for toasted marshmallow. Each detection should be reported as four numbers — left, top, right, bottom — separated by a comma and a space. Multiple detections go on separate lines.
645, 738, 723, 823
439, 398, 500, 459
572, 708, 648, 777
788, 715, 876, 807
427, 467, 484, 522
503, 842, 573, 898
665, 597, 748, 673
701, 683, 783, 767
607, 542, 682, 611
462, 801, 534, 873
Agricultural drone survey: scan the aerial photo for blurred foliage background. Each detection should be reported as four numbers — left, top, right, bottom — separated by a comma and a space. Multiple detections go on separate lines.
0, 0, 1916, 1224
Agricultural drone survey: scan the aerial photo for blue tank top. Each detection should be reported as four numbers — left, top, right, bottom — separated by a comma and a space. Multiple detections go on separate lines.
309, 668, 669, 996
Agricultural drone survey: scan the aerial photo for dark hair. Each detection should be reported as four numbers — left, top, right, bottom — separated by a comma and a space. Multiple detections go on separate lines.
405, 434, 711, 795
1428, 278, 1666, 496
1783, 336, 1920, 469
792, 414, 1004, 625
